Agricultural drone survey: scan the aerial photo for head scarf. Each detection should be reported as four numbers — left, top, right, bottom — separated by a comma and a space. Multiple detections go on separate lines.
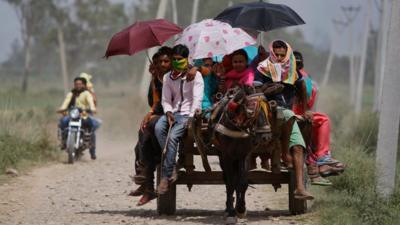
257, 40, 298, 85
80, 72, 94, 92
299, 69, 318, 109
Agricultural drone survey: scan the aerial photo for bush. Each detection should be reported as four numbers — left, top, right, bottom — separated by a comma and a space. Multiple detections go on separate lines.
0, 131, 57, 174
0, 90, 60, 176
311, 110, 399, 225
336, 112, 379, 154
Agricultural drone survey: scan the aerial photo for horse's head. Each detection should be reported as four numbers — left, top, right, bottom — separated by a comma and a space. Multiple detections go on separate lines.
223, 86, 259, 130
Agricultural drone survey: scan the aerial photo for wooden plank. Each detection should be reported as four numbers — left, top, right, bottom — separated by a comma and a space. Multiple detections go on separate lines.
175, 170, 290, 185
185, 146, 219, 156
184, 145, 277, 156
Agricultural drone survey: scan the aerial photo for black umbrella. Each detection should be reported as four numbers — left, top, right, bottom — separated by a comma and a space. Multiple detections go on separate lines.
214, 1, 305, 32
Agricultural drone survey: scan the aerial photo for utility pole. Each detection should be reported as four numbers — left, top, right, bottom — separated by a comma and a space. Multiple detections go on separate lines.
57, 27, 69, 95
341, 5, 361, 104
139, 0, 169, 97
354, 0, 372, 114
171, 0, 178, 24
321, 19, 347, 88
373, 0, 391, 111
191, 0, 200, 24
376, 0, 400, 198
171, 0, 178, 40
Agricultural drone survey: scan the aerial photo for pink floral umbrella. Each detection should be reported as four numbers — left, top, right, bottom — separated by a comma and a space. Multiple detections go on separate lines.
175, 19, 256, 61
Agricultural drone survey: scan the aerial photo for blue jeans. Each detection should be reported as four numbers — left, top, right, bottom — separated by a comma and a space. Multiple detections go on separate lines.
155, 113, 188, 179
59, 116, 101, 156
89, 117, 101, 156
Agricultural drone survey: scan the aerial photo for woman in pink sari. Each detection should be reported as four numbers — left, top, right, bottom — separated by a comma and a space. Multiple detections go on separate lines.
216, 49, 254, 92
292, 51, 345, 186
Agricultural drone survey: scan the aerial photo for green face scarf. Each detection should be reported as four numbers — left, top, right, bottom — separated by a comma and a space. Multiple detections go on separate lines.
172, 58, 188, 71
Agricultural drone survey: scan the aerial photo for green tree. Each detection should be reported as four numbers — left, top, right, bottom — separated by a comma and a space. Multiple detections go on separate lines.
3, 0, 50, 92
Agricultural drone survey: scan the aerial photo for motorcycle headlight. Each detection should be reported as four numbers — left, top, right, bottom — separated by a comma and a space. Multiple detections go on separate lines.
69, 108, 80, 119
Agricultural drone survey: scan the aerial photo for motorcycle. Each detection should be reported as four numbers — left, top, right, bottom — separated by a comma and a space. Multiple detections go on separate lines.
58, 107, 93, 164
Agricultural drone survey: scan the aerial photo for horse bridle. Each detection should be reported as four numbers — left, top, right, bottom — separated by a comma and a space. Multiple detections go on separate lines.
214, 88, 259, 138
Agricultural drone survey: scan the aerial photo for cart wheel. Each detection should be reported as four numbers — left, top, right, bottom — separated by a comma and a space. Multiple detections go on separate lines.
156, 167, 176, 215
288, 169, 307, 215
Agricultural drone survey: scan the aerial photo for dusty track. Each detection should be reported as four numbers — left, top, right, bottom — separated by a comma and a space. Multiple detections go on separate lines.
0, 93, 313, 225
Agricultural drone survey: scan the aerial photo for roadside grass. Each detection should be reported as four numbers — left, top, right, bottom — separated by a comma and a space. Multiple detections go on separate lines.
0, 80, 146, 179
0, 89, 62, 177
309, 84, 400, 225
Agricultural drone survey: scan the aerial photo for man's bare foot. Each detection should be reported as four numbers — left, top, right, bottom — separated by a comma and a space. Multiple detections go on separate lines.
282, 153, 293, 168
157, 178, 169, 195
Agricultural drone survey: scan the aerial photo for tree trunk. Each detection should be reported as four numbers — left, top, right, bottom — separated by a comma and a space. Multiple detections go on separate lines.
375, 0, 400, 198
21, 34, 31, 93
58, 27, 69, 95
354, 0, 372, 114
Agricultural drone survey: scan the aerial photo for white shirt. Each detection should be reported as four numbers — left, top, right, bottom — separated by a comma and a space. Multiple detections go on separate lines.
161, 71, 204, 117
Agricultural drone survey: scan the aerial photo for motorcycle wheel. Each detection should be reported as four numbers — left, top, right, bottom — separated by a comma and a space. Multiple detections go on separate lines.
75, 150, 83, 161
67, 132, 76, 164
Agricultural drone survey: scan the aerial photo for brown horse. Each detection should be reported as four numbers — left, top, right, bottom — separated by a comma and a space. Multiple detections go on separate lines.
207, 87, 278, 223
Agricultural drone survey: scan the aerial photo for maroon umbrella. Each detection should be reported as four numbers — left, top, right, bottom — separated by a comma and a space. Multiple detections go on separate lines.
104, 19, 182, 58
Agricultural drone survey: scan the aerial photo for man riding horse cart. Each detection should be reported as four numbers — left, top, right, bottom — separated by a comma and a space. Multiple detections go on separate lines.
156, 83, 311, 217
154, 3, 311, 219
104, 1, 316, 222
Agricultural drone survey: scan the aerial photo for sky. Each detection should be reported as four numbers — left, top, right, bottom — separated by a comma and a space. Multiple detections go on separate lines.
0, 1, 21, 62
0, 0, 380, 63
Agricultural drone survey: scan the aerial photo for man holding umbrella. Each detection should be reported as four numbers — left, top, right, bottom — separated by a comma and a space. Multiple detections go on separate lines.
155, 44, 204, 194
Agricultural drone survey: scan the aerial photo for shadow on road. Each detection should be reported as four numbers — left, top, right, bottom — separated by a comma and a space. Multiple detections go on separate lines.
78, 208, 292, 224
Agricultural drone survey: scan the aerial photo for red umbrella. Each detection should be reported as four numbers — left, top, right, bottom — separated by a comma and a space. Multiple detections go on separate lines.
104, 19, 182, 58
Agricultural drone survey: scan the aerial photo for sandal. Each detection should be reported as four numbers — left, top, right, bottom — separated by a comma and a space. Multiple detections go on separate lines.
319, 164, 344, 177
137, 191, 157, 206
294, 190, 314, 200
307, 164, 332, 185
311, 176, 332, 186
332, 161, 345, 169
317, 156, 343, 166
128, 184, 145, 197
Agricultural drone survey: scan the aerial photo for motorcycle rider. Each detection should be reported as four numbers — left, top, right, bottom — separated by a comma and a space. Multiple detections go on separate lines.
57, 77, 99, 159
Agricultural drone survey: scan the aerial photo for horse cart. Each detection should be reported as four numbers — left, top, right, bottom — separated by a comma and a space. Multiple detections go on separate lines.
156, 93, 309, 216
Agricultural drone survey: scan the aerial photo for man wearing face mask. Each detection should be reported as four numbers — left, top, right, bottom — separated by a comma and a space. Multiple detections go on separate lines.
154, 44, 204, 194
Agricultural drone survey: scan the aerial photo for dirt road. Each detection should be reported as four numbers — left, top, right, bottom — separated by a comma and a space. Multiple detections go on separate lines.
0, 135, 313, 225
0, 94, 314, 225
